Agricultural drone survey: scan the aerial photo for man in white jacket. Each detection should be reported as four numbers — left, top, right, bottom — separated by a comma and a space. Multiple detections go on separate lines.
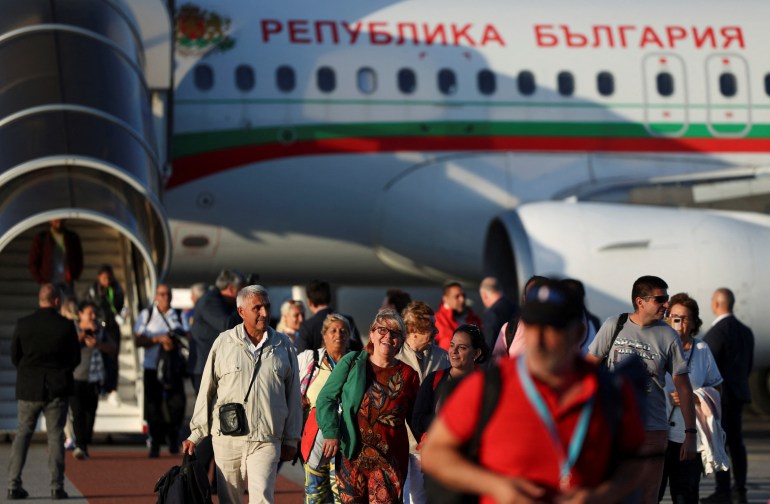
183, 285, 302, 504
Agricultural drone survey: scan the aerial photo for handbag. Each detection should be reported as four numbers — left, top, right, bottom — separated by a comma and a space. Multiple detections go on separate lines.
218, 344, 265, 436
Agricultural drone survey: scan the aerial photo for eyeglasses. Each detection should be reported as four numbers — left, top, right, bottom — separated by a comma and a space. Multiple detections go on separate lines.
640, 295, 669, 304
373, 326, 403, 339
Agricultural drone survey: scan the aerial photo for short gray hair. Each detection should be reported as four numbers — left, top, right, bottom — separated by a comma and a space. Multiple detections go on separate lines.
190, 282, 207, 299
216, 269, 245, 291
237, 285, 269, 308
480, 276, 502, 294
322, 313, 352, 336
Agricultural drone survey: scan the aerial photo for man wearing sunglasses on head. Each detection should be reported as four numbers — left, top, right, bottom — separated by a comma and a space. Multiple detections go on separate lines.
587, 275, 697, 504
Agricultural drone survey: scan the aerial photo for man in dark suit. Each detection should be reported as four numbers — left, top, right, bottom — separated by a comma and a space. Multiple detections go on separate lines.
7, 284, 80, 500
296, 280, 362, 352
701, 288, 755, 504
188, 270, 244, 392
479, 276, 518, 350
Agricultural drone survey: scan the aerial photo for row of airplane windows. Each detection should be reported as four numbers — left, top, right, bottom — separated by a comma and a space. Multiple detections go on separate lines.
192, 64, 768, 99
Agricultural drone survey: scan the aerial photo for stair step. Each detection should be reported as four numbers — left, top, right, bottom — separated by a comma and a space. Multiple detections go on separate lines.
0, 370, 15, 385
0, 400, 17, 418
0, 220, 146, 435
0, 283, 39, 296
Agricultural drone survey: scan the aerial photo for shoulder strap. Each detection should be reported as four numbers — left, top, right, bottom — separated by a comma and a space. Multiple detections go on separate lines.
504, 314, 520, 351
243, 343, 266, 403
141, 304, 155, 334
467, 364, 502, 458
302, 348, 320, 398
432, 368, 447, 389
602, 313, 628, 367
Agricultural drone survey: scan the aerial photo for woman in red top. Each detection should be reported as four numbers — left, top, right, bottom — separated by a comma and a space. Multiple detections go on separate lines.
411, 324, 490, 442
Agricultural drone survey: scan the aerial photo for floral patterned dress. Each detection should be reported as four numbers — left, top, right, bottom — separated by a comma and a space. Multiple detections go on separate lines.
336, 360, 420, 503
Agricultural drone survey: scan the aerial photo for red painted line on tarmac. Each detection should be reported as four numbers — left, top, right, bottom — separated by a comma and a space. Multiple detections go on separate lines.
65, 448, 303, 503
167, 135, 770, 189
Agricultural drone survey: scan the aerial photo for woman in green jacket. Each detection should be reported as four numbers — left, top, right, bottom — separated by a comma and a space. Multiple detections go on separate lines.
315, 308, 420, 503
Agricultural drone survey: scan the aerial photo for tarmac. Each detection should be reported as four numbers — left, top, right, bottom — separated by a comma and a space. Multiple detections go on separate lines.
0, 414, 768, 503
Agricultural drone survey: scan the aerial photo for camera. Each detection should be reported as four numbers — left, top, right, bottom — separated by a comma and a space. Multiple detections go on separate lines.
169, 327, 187, 339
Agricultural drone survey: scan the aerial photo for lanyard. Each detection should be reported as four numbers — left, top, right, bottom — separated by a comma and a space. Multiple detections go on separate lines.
324, 352, 337, 370
516, 356, 594, 491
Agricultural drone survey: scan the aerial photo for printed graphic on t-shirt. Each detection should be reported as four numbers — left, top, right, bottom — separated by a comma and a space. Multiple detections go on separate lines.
611, 337, 661, 393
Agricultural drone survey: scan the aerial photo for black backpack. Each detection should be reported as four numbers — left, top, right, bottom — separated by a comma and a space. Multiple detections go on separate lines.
154, 452, 212, 504
424, 365, 502, 504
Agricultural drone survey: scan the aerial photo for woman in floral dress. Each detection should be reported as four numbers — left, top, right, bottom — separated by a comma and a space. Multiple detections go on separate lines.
315, 308, 420, 503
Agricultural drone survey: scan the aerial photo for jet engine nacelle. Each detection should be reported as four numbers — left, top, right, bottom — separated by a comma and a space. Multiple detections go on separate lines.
486, 201, 770, 369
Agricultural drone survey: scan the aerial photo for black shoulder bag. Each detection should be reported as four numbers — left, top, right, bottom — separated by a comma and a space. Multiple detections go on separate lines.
219, 344, 265, 436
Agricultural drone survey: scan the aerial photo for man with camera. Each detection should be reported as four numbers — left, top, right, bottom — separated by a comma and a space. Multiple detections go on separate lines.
183, 285, 302, 504
135, 284, 187, 458
71, 301, 117, 460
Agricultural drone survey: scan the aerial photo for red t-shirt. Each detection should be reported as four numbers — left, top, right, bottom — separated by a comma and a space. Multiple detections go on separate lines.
440, 358, 644, 504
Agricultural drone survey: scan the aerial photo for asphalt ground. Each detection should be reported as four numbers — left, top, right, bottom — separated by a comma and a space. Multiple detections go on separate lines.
1, 414, 767, 503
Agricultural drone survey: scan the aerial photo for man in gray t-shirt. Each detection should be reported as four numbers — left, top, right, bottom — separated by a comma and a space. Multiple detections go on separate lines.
587, 275, 696, 504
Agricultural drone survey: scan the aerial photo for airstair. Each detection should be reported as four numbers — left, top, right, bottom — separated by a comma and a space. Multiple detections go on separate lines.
0, 221, 151, 433
0, 0, 174, 434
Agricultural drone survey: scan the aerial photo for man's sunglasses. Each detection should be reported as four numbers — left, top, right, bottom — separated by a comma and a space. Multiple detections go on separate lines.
640, 295, 669, 304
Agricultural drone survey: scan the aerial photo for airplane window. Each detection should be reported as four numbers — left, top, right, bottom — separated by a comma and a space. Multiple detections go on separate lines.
719, 72, 737, 97
235, 65, 255, 91
276, 66, 295, 92
597, 71, 614, 96
398, 68, 417, 94
358, 67, 377, 94
557, 71, 574, 96
317, 66, 336, 93
438, 69, 457, 95
517, 71, 535, 96
765, 74, 770, 96
477, 70, 496, 95
656, 72, 674, 97
194, 64, 214, 91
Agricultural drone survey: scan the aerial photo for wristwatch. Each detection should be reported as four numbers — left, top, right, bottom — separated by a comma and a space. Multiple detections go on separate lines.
684, 428, 697, 434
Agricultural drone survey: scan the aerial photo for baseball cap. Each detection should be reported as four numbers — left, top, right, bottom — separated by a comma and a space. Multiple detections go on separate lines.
520, 278, 584, 328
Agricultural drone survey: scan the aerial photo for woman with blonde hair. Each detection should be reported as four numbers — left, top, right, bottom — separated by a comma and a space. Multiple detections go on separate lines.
316, 309, 420, 503
297, 313, 352, 503
277, 299, 305, 345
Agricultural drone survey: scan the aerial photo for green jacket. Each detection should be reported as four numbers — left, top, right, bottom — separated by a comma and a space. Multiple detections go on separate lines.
315, 350, 369, 460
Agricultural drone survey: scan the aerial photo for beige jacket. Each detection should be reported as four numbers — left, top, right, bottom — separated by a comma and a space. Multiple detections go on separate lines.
188, 325, 302, 446
397, 342, 450, 383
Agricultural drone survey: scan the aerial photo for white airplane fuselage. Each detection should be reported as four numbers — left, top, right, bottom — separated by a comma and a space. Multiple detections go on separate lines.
164, 0, 770, 365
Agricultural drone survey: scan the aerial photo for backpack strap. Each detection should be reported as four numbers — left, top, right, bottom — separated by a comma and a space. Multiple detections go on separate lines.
467, 364, 502, 458
602, 313, 628, 368
504, 314, 521, 351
